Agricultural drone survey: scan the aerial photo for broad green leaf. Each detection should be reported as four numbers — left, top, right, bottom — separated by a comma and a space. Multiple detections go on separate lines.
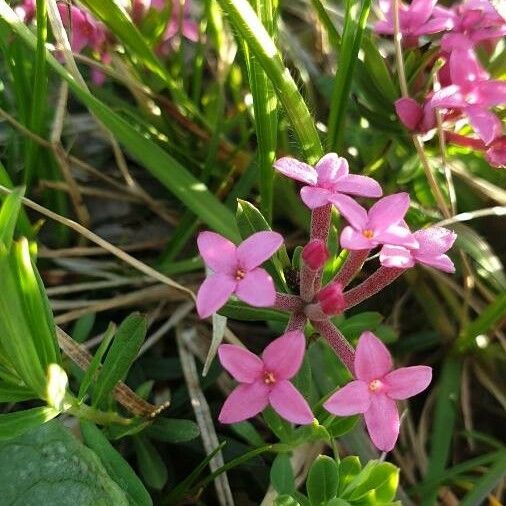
134, 436, 168, 491
143, 418, 200, 443
338, 456, 362, 495
0, 187, 24, 248
307, 455, 339, 504
271, 453, 296, 495
0, 420, 128, 504
0, 406, 59, 441
347, 461, 399, 502
0, 3, 240, 241
338, 312, 384, 341
263, 407, 294, 442
93, 314, 147, 408
274, 495, 301, 506
80, 421, 153, 506
0, 381, 37, 402
325, 416, 359, 438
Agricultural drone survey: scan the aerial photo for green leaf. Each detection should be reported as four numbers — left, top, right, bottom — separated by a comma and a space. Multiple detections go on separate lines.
143, 418, 200, 444
80, 421, 153, 506
0, 406, 59, 441
0, 187, 24, 248
93, 314, 147, 408
0, 381, 37, 402
0, 3, 240, 241
307, 455, 339, 505
274, 495, 301, 506
219, 300, 288, 322
78, 322, 116, 402
263, 407, 294, 442
325, 416, 358, 438
347, 461, 399, 502
0, 420, 129, 504
338, 456, 362, 495
271, 453, 296, 495
134, 436, 168, 491
338, 312, 384, 341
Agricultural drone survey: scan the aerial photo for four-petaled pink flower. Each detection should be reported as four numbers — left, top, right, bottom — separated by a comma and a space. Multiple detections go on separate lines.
339, 193, 418, 251
324, 331, 432, 452
196, 231, 283, 318
218, 331, 314, 424
431, 35, 506, 145
374, 0, 454, 42
380, 226, 457, 272
273, 153, 382, 215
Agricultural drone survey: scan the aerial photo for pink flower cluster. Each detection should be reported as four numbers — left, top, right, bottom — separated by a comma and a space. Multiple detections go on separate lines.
196, 153, 454, 452
376, 0, 506, 168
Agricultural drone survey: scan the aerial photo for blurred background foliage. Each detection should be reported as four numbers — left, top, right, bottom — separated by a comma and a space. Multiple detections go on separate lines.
0, 0, 504, 504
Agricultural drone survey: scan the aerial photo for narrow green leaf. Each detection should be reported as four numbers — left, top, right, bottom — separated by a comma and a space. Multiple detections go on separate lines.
0, 162, 31, 236
92, 314, 147, 408
307, 455, 339, 504
78, 322, 116, 402
0, 187, 24, 248
0, 382, 37, 402
134, 436, 168, 491
143, 418, 200, 444
310, 0, 341, 49
80, 420, 153, 506
219, 300, 288, 322
0, 407, 59, 441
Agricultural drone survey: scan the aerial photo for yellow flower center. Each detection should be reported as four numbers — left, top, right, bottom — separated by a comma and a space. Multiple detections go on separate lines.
235, 268, 246, 281
263, 371, 276, 385
362, 229, 374, 239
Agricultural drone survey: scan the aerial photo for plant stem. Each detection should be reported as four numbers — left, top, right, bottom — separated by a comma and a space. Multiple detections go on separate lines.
343, 267, 405, 309
285, 312, 307, 332
300, 266, 318, 302
333, 249, 370, 288
312, 319, 355, 373
274, 293, 304, 312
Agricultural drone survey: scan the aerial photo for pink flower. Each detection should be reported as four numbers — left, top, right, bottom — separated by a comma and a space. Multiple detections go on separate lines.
302, 239, 329, 271
486, 136, 506, 168
395, 98, 435, 133
431, 37, 506, 145
57, 3, 99, 53
218, 331, 314, 424
324, 331, 432, 451
339, 193, 418, 251
196, 231, 283, 318
380, 226, 457, 272
273, 154, 382, 216
374, 0, 454, 40
15, 0, 35, 23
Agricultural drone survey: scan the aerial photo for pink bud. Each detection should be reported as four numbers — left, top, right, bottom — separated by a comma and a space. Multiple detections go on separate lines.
302, 240, 329, 271
316, 282, 345, 315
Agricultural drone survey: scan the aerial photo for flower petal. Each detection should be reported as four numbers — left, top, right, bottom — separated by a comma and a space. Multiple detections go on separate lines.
466, 106, 502, 145
364, 394, 400, 452
324, 380, 371, 415
417, 254, 456, 272
262, 330, 306, 380
300, 186, 333, 209
355, 331, 393, 382
236, 231, 283, 270
368, 193, 411, 232
315, 153, 349, 184
395, 98, 423, 131
380, 245, 415, 268
273, 157, 317, 185
335, 174, 383, 198
197, 231, 237, 274
235, 268, 276, 307
385, 366, 432, 400
328, 194, 368, 229
414, 226, 456, 256
375, 224, 419, 248
430, 85, 467, 109
340, 226, 373, 251
218, 344, 263, 383
196, 273, 236, 318
409, 0, 436, 26
218, 382, 270, 423
269, 380, 314, 424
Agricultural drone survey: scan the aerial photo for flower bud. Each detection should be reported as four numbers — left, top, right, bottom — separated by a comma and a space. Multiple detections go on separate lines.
302, 240, 329, 271
316, 282, 345, 315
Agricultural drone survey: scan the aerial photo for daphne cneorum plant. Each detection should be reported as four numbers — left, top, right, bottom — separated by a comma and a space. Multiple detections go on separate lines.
196, 153, 456, 453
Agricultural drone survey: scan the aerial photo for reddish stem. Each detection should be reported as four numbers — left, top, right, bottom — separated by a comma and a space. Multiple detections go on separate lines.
274, 293, 304, 313
333, 249, 370, 288
444, 131, 486, 151
343, 267, 406, 309
312, 319, 355, 373
300, 267, 317, 302
285, 312, 307, 332
310, 204, 332, 242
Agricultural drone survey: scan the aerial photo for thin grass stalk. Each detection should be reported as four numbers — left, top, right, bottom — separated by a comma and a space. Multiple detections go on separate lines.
216, 0, 323, 163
